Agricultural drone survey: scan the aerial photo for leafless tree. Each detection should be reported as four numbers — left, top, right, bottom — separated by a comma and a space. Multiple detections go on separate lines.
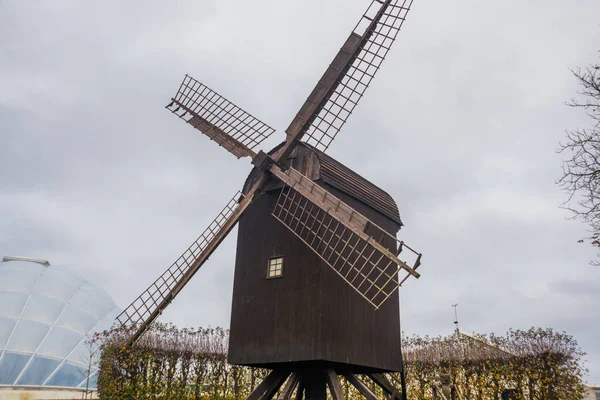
83, 332, 101, 399
557, 50, 600, 263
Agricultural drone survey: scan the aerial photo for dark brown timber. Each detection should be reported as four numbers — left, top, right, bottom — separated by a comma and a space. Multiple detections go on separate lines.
345, 374, 379, 400
277, 373, 301, 400
247, 369, 291, 400
294, 380, 305, 400
325, 370, 344, 400
303, 370, 327, 400
369, 373, 402, 399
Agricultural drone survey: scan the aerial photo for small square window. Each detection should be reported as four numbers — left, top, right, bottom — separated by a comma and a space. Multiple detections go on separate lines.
267, 257, 283, 279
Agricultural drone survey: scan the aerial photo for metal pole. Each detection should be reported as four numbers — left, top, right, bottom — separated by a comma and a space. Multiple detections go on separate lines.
452, 303, 459, 332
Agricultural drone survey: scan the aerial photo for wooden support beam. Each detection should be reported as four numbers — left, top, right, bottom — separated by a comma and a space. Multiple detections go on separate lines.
385, 373, 408, 400
325, 370, 344, 400
277, 373, 301, 400
294, 380, 305, 400
369, 374, 401, 400
247, 369, 291, 400
303, 370, 327, 400
345, 374, 378, 400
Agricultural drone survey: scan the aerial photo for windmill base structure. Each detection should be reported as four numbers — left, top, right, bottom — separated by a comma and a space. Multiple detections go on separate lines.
115, 1, 422, 399
244, 365, 403, 400
230, 143, 405, 399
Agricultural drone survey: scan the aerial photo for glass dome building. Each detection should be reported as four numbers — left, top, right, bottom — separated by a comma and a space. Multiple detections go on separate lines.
0, 256, 120, 390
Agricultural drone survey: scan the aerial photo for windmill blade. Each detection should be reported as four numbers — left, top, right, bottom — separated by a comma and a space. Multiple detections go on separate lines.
281, 0, 413, 157
166, 75, 276, 159
116, 178, 266, 344
270, 166, 420, 309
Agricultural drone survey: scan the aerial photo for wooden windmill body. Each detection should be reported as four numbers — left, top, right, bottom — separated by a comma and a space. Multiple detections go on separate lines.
229, 143, 403, 373
116, 1, 422, 398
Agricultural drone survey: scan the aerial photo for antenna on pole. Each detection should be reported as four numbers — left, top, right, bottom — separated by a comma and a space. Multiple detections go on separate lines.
452, 303, 459, 332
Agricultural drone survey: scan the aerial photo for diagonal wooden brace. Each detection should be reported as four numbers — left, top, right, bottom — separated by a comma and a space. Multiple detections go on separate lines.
247, 369, 292, 400
270, 165, 420, 279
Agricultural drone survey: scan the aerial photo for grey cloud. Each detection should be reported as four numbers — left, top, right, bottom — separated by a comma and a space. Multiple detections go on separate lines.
550, 279, 600, 298
1, 0, 600, 384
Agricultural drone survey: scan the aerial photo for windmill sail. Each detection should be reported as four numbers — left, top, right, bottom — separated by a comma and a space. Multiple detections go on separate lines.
270, 166, 420, 309
283, 0, 413, 156
116, 187, 258, 344
167, 75, 276, 159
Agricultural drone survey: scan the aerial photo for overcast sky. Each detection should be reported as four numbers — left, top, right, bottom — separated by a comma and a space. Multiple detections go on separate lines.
1, 0, 599, 384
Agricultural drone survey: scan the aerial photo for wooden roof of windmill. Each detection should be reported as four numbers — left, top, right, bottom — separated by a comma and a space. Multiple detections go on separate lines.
243, 142, 403, 227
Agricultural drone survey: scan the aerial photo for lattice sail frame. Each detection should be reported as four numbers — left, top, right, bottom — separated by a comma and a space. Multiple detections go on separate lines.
167, 75, 276, 158
116, 191, 245, 328
302, 0, 413, 152
272, 185, 420, 309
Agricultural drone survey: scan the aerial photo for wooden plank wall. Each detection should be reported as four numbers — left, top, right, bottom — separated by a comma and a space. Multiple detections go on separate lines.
228, 185, 401, 372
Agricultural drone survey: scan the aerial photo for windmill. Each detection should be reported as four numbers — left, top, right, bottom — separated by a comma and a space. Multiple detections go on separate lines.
116, 1, 422, 399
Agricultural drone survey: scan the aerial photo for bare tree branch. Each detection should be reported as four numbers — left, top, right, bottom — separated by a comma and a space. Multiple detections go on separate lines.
557, 51, 600, 264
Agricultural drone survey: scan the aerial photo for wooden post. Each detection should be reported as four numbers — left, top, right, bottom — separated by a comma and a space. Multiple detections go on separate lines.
295, 380, 305, 400
345, 374, 378, 400
325, 370, 344, 400
369, 373, 401, 399
303, 370, 327, 400
278, 373, 301, 400
247, 369, 291, 400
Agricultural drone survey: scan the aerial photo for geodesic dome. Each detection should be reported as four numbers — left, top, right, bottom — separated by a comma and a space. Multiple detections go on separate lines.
0, 257, 120, 389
